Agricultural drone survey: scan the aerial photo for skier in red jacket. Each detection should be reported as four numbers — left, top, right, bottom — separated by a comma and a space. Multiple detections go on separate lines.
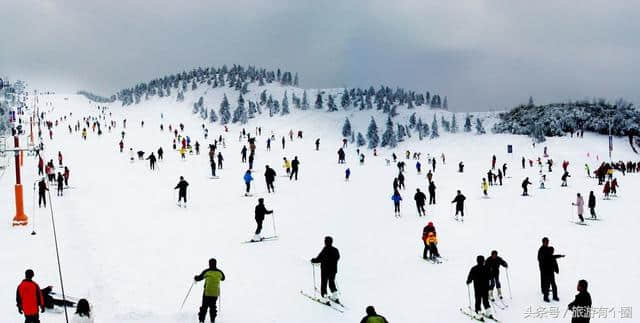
16, 269, 45, 323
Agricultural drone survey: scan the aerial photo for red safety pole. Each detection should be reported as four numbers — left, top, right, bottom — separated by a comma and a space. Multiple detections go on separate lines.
12, 135, 28, 226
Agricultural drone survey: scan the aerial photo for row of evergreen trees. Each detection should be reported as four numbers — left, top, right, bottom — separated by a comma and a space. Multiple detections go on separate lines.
341, 113, 486, 149
115, 65, 299, 106
77, 91, 116, 103
493, 98, 640, 142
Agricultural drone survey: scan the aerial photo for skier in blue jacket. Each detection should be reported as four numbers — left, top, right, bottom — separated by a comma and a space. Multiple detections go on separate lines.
243, 170, 254, 196
392, 190, 402, 217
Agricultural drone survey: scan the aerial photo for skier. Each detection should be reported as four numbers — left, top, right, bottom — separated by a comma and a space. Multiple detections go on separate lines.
283, 157, 291, 176
315, 138, 320, 151
603, 180, 611, 199
481, 178, 489, 197
502, 163, 507, 177
561, 171, 570, 187
611, 178, 618, 196
243, 170, 254, 196
572, 193, 585, 222
63, 167, 70, 187
194, 258, 225, 323
174, 176, 189, 207
466, 256, 493, 318
56, 172, 64, 196
16, 269, 45, 323
282, 136, 286, 149
38, 178, 48, 208
487, 170, 494, 186
266, 138, 271, 151
264, 165, 276, 193
146, 152, 157, 170
359, 153, 365, 164
426, 170, 433, 183
522, 156, 525, 169
210, 159, 217, 177
458, 161, 464, 173
252, 198, 273, 241
345, 168, 351, 181
428, 181, 436, 205
58, 151, 63, 166
248, 153, 254, 170
310, 236, 340, 303
414, 188, 426, 216
522, 177, 532, 196
217, 152, 224, 169
290, 156, 300, 180
491, 155, 496, 169
423, 223, 440, 260
359, 306, 389, 323
421, 222, 435, 259
539, 174, 547, 189
486, 251, 508, 301
38, 157, 44, 175
416, 161, 421, 174
337, 148, 345, 164
72, 299, 94, 323
392, 190, 402, 217
584, 163, 591, 178
397, 172, 405, 190
568, 280, 592, 323
241, 146, 247, 163
452, 190, 466, 220
157, 147, 164, 160
587, 191, 596, 219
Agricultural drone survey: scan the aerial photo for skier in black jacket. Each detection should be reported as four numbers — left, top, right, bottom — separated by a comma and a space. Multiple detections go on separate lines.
522, 177, 532, 196
452, 190, 466, 220
466, 255, 492, 317
264, 165, 276, 193
290, 156, 300, 180
252, 198, 273, 241
146, 152, 157, 170
311, 236, 340, 302
537, 237, 551, 296
486, 250, 508, 301
588, 191, 596, 218
428, 181, 436, 204
568, 280, 592, 323
397, 172, 405, 190
414, 189, 426, 216
38, 178, 48, 207
174, 176, 189, 206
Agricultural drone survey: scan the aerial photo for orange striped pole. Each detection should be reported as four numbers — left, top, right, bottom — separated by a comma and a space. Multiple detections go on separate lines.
12, 136, 28, 226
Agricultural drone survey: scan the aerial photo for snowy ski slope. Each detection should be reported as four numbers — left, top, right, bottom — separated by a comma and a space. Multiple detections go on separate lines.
1, 91, 639, 323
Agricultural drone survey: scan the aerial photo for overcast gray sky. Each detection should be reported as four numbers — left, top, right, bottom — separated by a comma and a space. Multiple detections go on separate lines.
1, 0, 638, 111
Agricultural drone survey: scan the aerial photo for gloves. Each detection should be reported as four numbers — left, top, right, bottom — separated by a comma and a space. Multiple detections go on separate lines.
193, 275, 198, 281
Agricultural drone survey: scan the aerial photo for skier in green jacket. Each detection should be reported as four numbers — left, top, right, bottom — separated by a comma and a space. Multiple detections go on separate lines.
194, 258, 226, 323
360, 306, 389, 323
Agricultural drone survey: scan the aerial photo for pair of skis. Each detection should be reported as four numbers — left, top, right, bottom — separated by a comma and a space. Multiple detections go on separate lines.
300, 290, 346, 313
460, 306, 500, 322
242, 235, 279, 244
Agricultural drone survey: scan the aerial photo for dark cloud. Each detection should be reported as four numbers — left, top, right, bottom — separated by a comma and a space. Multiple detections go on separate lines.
1, 0, 638, 111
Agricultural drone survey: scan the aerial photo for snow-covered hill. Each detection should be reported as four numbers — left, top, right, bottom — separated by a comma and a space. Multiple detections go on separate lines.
1, 92, 638, 323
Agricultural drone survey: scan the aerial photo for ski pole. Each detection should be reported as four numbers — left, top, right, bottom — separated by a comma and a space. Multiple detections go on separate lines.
179, 281, 195, 310
505, 268, 513, 300
271, 212, 277, 237
31, 181, 37, 235
466, 283, 472, 310
312, 263, 317, 295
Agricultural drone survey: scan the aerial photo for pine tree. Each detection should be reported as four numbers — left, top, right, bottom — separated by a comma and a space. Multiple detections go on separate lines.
443, 96, 448, 109
248, 101, 256, 119
367, 117, 380, 149
357, 132, 366, 147
528, 96, 534, 106
315, 93, 323, 109
475, 118, 486, 134
327, 95, 338, 112
397, 124, 406, 142
431, 115, 439, 138
464, 114, 472, 132
209, 109, 218, 123
301, 90, 309, 110
294, 73, 299, 86
260, 90, 267, 105
176, 91, 184, 102
281, 91, 290, 115
417, 118, 424, 140
441, 116, 450, 132
341, 90, 351, 108
381, 116, 397, 148
409, 113, 417, 128
451, 114, 458, 133
219, 94, 231, 124
232, 94, 247, 123
342, 118, 352, 138
191, 80, 197, 91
